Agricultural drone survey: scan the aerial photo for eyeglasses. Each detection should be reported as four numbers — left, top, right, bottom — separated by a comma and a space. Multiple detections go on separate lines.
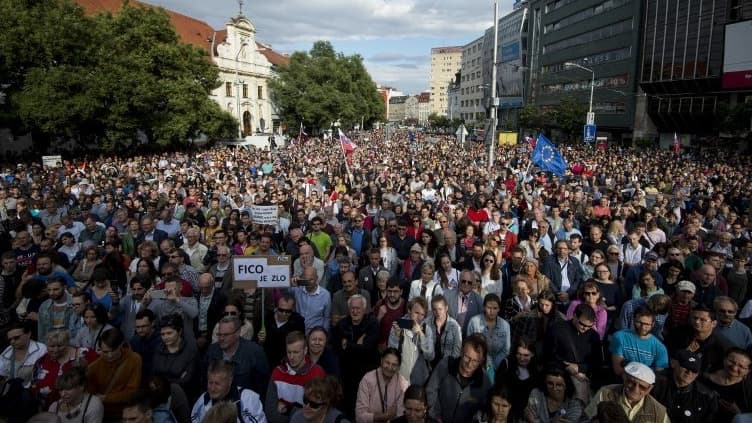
303, 396, 325, 409
608, 252, 619, 256
577, 320, 594, 329
484, 259, 495, 263
223, 311, 239, 316
460, 279, 474, 285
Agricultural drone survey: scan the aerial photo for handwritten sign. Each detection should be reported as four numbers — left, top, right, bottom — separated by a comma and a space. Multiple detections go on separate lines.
42, 155, 62, 168
232, 255, 291, 289
251, 205, 278, 225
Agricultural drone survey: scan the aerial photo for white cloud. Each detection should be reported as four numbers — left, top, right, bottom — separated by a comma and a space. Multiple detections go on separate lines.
145, 0, 515, 94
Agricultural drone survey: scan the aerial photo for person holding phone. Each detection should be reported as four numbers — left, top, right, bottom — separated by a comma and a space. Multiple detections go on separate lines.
388, 296, 435, 385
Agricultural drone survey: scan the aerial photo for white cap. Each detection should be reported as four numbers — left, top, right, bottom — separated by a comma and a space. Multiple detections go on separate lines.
624, 362, 655, 385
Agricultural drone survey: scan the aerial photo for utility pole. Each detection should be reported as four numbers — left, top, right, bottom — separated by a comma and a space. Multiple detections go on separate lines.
488, 0, 499, 171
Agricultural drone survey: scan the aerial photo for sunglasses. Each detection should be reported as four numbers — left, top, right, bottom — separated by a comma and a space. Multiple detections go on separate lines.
303, 396, 325, 409
460, 279, 474, 285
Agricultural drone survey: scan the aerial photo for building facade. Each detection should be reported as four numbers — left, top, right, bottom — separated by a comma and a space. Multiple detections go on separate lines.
458, 36, 487, 125
638, 0, 752, 139
76, 0, 288, 137
416, 92, 431, 124
388, 96, 408, 122
527, 0, 642, 143
429, 46, 463, 116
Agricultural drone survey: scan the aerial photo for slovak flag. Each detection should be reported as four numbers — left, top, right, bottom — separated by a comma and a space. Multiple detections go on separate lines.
673, 132, 680, 155
338, 128, 357, 152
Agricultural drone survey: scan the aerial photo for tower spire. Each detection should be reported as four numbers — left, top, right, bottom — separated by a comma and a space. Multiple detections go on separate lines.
237, 0, 244, 16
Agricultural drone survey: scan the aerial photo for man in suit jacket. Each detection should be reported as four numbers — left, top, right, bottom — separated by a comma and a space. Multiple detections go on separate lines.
541, 240, 584, 311
112, 275, 152, 340
135, 215, 168, 249
195, 272, 227, 349
358, 248, 389, 297
445, 269, 484, 336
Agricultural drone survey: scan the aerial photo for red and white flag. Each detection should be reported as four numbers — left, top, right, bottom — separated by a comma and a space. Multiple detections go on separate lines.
338, 128, 356, 152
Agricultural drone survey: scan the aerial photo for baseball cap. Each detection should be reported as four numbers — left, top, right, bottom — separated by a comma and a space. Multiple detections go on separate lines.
410, 244, 423, 253
674, 349, 702, 373
623, 362, 655, 385
676, 280, 696, 294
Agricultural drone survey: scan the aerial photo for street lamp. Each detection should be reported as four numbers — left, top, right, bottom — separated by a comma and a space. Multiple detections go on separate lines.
235, 40, 249, 139
564, 61, 595, 124
488, 0, 499, 171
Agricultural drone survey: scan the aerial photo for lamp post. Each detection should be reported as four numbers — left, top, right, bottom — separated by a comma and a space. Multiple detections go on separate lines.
564, 61, 595, 124
488, 0, 499, 171
235, 40, 249, 139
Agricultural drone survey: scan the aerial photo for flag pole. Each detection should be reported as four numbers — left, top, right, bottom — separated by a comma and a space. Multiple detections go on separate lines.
338, 130, 351, 176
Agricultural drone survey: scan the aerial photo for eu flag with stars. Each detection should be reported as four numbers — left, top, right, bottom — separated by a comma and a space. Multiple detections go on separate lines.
532, 134, 568, 176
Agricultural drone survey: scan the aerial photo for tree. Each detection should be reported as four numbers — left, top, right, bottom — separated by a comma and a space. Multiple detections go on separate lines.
518, 104, 549, 133
1, 0, 236, 151
550, 97, 587, 142
269, 41, 385, 133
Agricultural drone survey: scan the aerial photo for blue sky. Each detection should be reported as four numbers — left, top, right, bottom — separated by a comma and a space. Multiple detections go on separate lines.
145, 0, 517, 94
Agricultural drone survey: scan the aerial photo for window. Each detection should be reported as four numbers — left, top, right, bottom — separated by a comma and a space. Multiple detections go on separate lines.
242, 84, 248, 98
258, 86, 263, 99
544, 19, 632, 54
544, 0, 629, 33
541, 47, 632, 74
225, 82, 232, 97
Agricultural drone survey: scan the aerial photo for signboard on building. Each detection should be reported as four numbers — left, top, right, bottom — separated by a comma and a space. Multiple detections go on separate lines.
232, 255, 291, 289
722, 20, 752, 89
501, 42, 520, 63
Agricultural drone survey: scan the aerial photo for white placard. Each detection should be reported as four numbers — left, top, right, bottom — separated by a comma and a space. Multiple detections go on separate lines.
251, 205, 279, 225
232, 255, 291, 289
42, 155, 62, 168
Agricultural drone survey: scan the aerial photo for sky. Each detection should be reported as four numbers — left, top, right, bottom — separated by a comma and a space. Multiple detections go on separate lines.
144, 0, 517, 95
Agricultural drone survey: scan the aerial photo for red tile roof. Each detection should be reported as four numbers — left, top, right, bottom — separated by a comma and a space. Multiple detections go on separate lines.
74, 0, 288, 65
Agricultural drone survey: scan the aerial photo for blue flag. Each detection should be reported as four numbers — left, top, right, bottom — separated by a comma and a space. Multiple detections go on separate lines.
532, 134, 568, 175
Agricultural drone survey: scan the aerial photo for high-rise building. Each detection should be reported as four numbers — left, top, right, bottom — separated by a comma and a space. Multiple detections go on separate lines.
527, 0, 642, 143
638, 0, 752, 141
458, 37, 487, 124
429, 46, 463, 116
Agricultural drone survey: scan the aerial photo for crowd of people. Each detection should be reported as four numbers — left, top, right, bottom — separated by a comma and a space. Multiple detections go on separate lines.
0, 128, 751, 423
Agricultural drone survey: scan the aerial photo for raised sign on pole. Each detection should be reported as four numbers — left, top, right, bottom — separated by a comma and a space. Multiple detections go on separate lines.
232, 255, 291, 289
586, 112, 595, 125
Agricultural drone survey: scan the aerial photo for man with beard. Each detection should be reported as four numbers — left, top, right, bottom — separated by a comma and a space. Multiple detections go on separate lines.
37, 278, 75, 341
373, 279, 405, 351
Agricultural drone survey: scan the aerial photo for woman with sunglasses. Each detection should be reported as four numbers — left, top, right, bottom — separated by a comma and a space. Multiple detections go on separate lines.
565, 281, 608, 340
291, 375, 350, 423
479, 251, 502, 298
518, 229, 545, 260
211, 294, 254, 343
48, 367, 104, 423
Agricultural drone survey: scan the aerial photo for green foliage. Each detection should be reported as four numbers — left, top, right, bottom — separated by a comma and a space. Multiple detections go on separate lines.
269, 41, 385, 132
550, 97, 588, 142
427, 113, 451, 129
717, 102, 752, 135
518, 104, 548, 133
0, 0, 236, 151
